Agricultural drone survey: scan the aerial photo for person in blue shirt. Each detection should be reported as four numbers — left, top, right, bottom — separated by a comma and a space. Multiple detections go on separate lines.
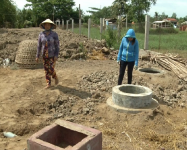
117, 29, 139, 85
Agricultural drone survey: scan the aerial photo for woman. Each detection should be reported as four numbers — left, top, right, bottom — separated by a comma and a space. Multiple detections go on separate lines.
36, 19, 59, 89
117, 29, 139, 85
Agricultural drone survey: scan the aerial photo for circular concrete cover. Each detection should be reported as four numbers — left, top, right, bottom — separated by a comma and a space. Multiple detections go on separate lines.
107, 84, 159, 113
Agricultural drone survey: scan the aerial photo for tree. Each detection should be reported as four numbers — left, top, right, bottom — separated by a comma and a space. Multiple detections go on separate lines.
177, 16, 187, 25
128, 0, 157, 23
25, 0, 78, 26
101, 6, 114, 18
87, 6, 113, 24
154, 12, 158, 20
112, 0, 129, 16
87, 7, 101, 14
87, 7, 101, 24
0, 0, 17, 27
15, 8, 33, 28
83, 15, 90, 23
160, 12, 168, 20
171, 13, 177, 19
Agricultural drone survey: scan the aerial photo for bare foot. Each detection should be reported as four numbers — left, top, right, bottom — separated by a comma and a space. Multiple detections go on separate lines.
45, 85, 51, 89
55, 77, 59, 85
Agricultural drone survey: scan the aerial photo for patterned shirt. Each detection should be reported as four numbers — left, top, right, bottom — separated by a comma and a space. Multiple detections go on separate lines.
36, 30, 59, 58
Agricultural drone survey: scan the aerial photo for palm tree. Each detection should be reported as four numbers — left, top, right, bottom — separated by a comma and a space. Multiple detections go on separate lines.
154, 12, 158, 20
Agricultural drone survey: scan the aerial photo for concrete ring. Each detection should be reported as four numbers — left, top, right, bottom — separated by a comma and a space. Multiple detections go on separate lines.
112, 84, 152, 108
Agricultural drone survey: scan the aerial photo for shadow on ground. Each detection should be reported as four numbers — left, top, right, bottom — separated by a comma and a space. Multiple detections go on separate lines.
51, 85, 91, 99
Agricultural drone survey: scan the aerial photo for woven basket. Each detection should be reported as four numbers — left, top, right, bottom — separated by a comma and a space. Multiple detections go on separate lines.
15, 40, 42, 69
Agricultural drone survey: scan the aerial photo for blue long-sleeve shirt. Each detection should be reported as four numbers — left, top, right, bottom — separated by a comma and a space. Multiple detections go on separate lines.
117, 29, 139, 66
117, 37, 139, 66
36, 30, 59, 58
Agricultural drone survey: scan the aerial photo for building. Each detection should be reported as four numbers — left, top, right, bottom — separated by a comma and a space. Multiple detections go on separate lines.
152, 20, 171, 28
152, 18, 178, 28
165, 18, 178, 25
180, 21, 187, 31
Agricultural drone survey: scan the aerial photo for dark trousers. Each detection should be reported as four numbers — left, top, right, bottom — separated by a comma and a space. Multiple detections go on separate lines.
118, 60, 135, 85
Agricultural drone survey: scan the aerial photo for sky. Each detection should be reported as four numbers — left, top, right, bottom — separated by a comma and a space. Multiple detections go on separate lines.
13, 0, 187, 18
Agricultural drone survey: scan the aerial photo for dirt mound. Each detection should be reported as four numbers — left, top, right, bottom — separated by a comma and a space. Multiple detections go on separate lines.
0, 28, 112, 66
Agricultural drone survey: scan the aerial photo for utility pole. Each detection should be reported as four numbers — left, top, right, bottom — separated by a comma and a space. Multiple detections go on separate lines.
79, 4, 81, 35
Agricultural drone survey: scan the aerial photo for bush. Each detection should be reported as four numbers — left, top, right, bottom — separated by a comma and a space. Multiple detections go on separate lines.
102, 27, 118, 48
83, 23, 88, 28
23, 20, 33, 28
150, 28, 178, 34
134, 24, 145, 33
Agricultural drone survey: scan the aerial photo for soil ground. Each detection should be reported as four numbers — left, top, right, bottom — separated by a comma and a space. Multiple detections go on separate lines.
0, 28, 187, 150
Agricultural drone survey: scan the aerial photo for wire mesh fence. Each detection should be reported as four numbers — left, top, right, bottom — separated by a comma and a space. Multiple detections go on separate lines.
147, 22, 187, 53
57, 18, 187, 56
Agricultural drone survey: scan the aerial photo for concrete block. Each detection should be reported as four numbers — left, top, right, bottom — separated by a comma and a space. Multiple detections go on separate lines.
27, 119, 102, 150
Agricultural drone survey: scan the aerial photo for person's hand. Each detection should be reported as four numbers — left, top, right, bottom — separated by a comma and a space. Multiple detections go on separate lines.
54, 57, 58, 62
117, 60, 120, 65
36, 58, 39, 63
134, 66, 138, 70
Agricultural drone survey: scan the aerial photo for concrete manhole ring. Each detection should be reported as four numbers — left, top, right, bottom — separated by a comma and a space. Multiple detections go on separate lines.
107, 84, 159, 114
138, 68, 164, 74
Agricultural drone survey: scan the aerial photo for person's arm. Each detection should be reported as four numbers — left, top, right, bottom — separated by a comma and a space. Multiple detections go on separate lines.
54, 33, 59, 59
134, 40, 139, 67
117, 37, 124, 61
36, 33, 42, 58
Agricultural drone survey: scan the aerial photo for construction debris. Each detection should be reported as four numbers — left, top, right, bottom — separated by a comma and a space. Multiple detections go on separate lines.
144, 53, 187, 81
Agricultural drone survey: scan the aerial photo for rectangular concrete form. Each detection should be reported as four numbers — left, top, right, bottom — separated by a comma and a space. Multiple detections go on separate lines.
27, 119, 102, 150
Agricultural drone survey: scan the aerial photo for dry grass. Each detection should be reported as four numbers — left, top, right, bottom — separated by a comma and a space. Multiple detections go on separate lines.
87, 50, 107, 60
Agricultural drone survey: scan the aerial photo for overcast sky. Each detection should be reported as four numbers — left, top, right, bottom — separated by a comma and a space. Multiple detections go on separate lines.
13, 0, 187, 18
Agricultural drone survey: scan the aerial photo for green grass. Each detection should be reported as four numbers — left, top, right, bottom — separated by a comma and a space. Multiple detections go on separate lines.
74, 27, 101, 40
73, 27, 187, 58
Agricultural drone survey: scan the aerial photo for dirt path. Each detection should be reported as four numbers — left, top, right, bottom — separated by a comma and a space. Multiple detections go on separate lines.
0, 60, 187, 150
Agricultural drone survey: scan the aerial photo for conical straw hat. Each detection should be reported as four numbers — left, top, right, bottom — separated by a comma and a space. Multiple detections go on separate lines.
39, 19, 56, 29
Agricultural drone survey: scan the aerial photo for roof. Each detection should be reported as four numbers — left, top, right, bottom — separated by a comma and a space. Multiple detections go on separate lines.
105, 18, 117, 21
166, 18, 177, 22
105, 18, 126, 23
153, 20, 169, 24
